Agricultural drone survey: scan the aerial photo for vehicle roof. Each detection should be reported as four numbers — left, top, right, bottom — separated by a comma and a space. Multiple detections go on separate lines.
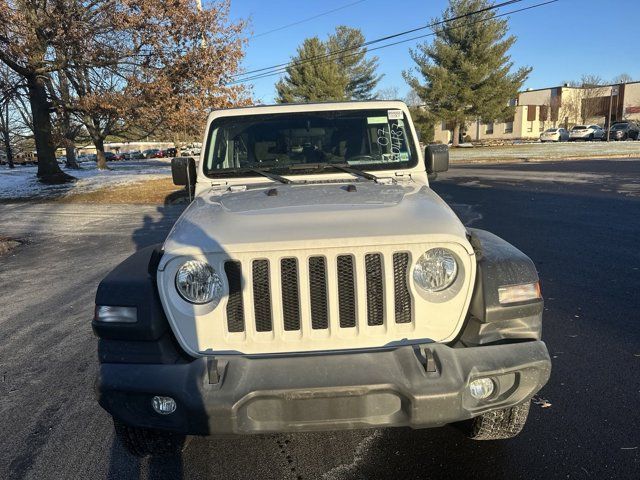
206, 100, 410, 123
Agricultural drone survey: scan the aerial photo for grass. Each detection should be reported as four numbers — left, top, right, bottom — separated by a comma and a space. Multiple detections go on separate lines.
449, 140, 640, 163
56, 177, 186, 204
0, 236, 21, 256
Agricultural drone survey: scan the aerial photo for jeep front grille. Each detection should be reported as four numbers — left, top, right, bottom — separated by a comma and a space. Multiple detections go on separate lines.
224, 261, 245, 333
308, 256, 329, 329
224, 251, 412, 334
393, 253, 412, 324
280, 258, 301, 331
336, 255, 356, 328
252, 259, 272, 332
365, 254, 384, 326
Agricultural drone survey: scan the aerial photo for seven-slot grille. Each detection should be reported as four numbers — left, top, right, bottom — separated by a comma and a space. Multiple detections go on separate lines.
224, 253, 412, 334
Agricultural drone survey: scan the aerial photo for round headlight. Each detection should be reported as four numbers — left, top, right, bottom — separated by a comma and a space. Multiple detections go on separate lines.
413, 248, 458, 292
175, 260, 223, 305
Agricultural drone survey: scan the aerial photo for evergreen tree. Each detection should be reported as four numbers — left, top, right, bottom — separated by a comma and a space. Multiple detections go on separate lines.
276, 38, 347, 103
327, 26, 382, 100
403, 0, 531, 146
276, 26, 381, 103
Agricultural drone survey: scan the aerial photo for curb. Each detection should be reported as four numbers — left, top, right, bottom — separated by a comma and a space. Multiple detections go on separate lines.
450, 153, 639, 165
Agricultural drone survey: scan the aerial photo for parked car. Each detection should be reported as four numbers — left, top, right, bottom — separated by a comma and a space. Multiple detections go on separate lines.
94, 100, 551, 457
78, 154, 97, 162
104, 152, 116, 161
123, 151, 144, 160
608, 121, 640, 141
540, 127, 569, 142
163, 147, 177, 158
142, 148, 163, 158
569, 125, 605, 141
112, 153, 125, 161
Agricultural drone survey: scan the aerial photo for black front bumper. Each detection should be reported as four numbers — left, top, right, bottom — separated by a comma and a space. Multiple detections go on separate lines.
97, 341, 550, 435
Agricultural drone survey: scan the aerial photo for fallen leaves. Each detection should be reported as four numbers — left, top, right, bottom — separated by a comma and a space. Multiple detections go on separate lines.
532, 395, 552, 408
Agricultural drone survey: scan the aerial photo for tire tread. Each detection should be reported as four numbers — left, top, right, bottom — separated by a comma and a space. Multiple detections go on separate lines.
465, 401, 531, 441
114, 419, 187, 457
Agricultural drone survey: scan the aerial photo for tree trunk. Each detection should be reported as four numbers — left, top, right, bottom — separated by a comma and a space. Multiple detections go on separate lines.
2, 128, 14, 169
65, 144, 79, 169
93, 135, 108, 170
2, 102, 14, 168
58, 72, 80, 169
63, 116, 80, 169
27, 75, 74, 183
452, 123, 461, 147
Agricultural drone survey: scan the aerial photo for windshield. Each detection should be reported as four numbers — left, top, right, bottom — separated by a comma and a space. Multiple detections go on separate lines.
611, 123, 628, 130
572, 126, 587, 130
544, 128, 558, 133
203, 109, 418, 178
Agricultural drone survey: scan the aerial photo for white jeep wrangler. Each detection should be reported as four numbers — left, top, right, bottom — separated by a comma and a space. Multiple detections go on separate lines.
94, 101, 550, 457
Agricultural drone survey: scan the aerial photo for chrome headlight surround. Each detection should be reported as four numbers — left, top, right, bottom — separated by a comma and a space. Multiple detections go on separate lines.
175, 260, 223, 306
413, 248, 459, 293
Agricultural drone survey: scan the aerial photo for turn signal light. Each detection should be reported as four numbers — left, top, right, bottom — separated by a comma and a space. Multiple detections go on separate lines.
94, 305, 137, 323
498, 282, 541, 305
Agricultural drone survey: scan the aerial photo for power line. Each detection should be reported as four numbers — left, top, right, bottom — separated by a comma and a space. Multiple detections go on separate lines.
251, 0, 369, 38
231, 0, 523, 81
230, 0, 557, 86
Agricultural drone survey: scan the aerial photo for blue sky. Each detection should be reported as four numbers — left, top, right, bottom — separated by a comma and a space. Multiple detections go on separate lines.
229, 0, 640, 103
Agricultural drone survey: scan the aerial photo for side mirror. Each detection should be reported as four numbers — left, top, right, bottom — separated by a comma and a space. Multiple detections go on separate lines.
171, 156, 197, 201
171, 156, 196, 186
425, 144, 449, 174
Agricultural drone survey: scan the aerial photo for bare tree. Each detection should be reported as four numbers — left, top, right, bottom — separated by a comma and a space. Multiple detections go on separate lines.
559, 75, 610, 126
0, 65, 19, 168
612, 73, 634, 84
376, 86, 401, 100
56, 0, 249, 170
0, 0, 249, 178
0, 0, 79, 182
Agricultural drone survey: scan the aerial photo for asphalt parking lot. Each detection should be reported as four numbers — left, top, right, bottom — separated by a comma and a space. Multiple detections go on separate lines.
0, 159, 639, 479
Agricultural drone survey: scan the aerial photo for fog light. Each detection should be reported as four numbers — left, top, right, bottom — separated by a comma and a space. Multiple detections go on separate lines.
152, 396, 176, 415
469, 378, 495, 400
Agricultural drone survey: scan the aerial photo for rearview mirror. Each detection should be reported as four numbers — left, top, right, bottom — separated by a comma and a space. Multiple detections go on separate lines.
171, 157, 196, 186
425, 144, 449, 174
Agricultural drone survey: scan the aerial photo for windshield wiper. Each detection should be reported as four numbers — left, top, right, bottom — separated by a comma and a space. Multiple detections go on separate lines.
287, 162, 379, 182
248, 168, 292, 184
327, 164, 379, 182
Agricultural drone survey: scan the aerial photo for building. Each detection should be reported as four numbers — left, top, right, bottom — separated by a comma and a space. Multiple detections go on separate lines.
74, 141, 175, 156
433, 81, 640, 143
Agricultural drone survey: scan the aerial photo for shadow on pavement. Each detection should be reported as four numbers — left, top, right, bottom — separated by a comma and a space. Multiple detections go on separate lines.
131, 190, 188, 251
106, 433, 184, 480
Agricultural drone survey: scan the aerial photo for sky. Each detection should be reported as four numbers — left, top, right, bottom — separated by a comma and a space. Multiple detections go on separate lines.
228, 0, 640, 103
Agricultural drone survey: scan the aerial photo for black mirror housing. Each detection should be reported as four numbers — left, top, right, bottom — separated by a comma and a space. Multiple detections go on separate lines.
171, 157, 196, 186
425, 144, 449, 174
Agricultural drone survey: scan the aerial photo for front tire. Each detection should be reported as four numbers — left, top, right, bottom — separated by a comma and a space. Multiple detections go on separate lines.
114, 419, 188, 457
456, 401, 531, 440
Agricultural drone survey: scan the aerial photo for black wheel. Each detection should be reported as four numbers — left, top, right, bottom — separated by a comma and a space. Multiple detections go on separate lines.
588, 133, 594, 141
455, 401, 531, 440
114, 419, 188, 457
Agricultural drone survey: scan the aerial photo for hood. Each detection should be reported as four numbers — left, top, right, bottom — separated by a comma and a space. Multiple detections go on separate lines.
161, 181, 471, 256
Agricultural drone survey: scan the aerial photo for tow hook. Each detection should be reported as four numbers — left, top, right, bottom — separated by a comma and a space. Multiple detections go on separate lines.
415, 346, 438, 373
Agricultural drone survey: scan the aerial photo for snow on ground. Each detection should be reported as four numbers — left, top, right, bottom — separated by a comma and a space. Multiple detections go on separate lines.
450, 140, 640, 162
0, 159, 171, 200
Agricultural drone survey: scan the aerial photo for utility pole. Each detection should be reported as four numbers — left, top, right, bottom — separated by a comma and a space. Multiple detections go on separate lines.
196, 0, 206, 48
606, 85, 619, 142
